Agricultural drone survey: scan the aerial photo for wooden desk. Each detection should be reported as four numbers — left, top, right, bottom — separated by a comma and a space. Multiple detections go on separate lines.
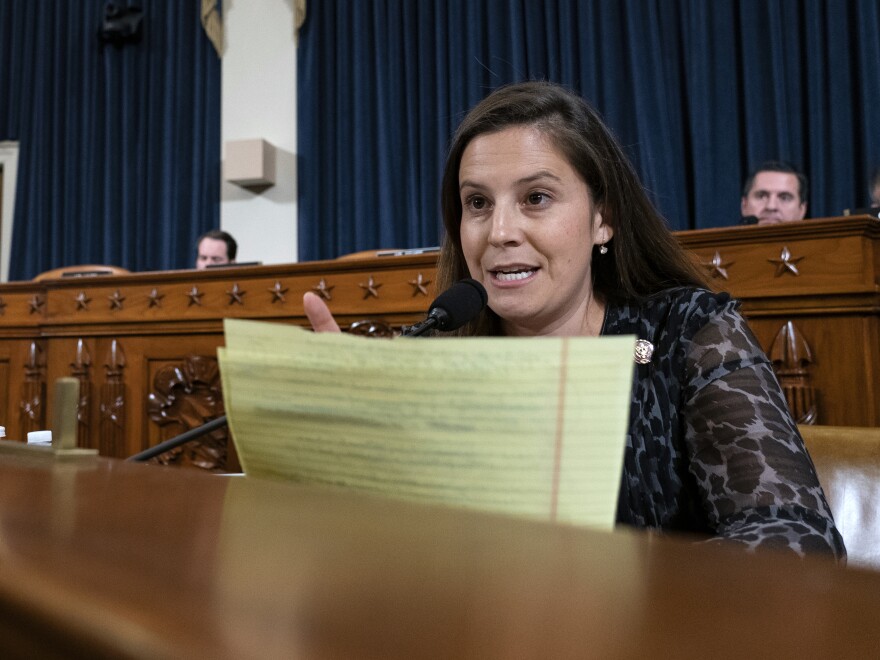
0, 455, 876, 658
0, 216, 876, 468
0, 256, 439, 468
679, 216, 880, 426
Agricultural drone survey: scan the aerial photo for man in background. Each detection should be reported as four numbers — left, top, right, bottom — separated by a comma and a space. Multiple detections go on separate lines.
195, 229, 237, 269
741, 161, 808, 226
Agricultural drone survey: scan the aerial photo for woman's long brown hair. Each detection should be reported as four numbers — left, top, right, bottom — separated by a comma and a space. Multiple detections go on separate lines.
436, 80, 707, 336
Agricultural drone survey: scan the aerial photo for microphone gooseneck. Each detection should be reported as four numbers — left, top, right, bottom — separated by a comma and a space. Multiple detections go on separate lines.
402, 278, 488, 337
127, 414, 228, 462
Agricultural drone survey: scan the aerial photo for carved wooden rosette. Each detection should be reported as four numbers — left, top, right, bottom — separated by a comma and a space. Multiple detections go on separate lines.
99, 339, 127, 457
19, 341, 47, 435
147, 356, 229, 471
769, 321, 817, 424
69, 338, 92, 448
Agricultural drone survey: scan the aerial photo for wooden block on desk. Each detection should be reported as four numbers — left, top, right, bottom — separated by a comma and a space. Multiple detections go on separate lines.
52, 377, 80, 451
0, 378, 97, 460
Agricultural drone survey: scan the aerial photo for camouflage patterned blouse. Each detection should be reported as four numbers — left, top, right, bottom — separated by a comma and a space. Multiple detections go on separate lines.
602, 287, 845, 559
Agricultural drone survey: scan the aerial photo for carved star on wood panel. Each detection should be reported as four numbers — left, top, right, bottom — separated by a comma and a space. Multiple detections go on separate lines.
768, 246, 804, 277
312, 278, 334, 301
0, 297, 6, 316
359, 275, 382, 299
147, 288, 165, 308
701, 251, 732, 280
29, 295, 44, 314
108, 289, 126, 311
226, 283, 246, 306
75, 291, 91, 311
409, 273, 432, 296
268, 281, 288, 303
187, 286, 204, 306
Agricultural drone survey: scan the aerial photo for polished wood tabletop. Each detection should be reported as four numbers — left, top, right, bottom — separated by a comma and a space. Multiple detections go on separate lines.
0, 454, 877, 659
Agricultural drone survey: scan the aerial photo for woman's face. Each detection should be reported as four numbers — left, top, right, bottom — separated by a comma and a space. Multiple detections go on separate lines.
458, 125, 611, 336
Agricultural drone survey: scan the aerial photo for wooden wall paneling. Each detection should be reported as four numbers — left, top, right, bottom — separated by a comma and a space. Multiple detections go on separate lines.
82, 335, 145, 460
765, 320, 818, 424
748, 314, 878, 426
44, 337, 96, 449
18, 340, 47, 438
811, 313, 880, 425
0, 221, 872, 466
98, 338, 127, 458
1, 340, 36, 442
140, 334, 228, 468
682, 217, 878, 299
680, 216, 880, 427
0, 345, 10, 438
69, 338, 93, 448
0, 284, 49, 442
860, 314, 880, 423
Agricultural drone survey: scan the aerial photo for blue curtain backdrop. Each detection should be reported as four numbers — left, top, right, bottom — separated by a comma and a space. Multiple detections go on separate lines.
297, 0, 880, 262
0, 0, 220, 279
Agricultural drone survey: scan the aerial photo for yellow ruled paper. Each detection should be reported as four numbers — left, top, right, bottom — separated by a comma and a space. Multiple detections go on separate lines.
219, 318, 635, 530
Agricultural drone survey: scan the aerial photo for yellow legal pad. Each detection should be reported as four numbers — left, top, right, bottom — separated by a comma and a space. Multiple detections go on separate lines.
219, 319, 635, 530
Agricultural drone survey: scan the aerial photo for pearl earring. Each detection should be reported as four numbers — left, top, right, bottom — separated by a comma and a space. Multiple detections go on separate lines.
599, 244, 608, 255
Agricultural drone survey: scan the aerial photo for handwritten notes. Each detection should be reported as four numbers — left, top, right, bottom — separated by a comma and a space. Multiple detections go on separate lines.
219, 319, 635, 529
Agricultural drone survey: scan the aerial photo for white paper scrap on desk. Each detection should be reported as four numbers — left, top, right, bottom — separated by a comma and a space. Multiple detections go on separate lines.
219, 318, 635, 530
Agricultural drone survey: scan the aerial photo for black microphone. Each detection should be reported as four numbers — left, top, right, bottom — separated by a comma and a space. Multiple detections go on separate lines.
402, 278, 488, 337
740, 215, 759, 226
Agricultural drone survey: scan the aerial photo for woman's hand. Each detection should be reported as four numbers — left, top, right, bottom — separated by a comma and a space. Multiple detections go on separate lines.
303, 292, 341, 333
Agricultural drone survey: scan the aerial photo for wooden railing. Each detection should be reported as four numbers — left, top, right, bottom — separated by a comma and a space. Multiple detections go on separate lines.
0, 254, 439, 469
0, 215, 875, 469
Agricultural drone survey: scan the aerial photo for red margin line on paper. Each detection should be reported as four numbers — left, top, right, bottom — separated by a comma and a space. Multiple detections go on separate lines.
550, 338, 568, 522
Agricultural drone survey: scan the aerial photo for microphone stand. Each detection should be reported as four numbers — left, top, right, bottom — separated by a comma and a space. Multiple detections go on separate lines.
127, 415, 228, 462
400, 315, 442, 337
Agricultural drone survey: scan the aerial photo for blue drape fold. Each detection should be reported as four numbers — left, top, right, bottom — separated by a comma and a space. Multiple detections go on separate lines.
0, 1, 220, 279
297, 0, 880, 261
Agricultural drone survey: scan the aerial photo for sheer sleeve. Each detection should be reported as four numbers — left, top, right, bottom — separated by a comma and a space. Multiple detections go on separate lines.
681, 304, 846, 559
